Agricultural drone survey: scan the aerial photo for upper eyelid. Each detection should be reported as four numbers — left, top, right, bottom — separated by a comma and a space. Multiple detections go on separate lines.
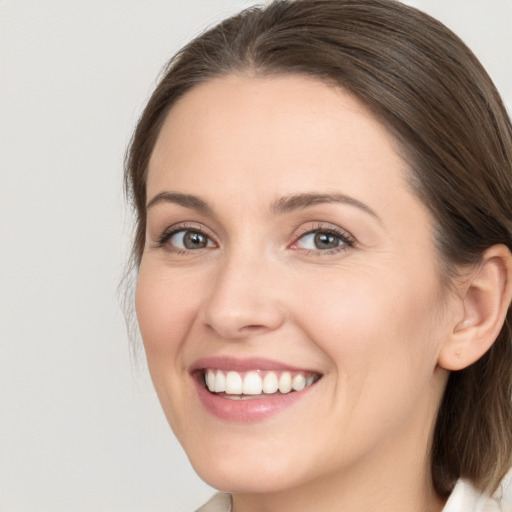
293, 223, 355, 241
160, 222, 212, 237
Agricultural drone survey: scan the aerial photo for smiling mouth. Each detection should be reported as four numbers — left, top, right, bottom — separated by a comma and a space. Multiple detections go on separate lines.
202, 369, 321, 400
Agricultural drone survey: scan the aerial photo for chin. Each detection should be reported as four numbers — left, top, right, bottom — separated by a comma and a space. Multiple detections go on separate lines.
182, 435, 309, 494
192, 459, 299, 494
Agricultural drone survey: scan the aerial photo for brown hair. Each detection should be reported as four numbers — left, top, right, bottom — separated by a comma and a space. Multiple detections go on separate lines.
125, 0, 512, 496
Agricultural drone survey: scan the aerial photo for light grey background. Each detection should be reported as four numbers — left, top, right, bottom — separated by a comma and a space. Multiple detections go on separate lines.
0, 1, 510, 511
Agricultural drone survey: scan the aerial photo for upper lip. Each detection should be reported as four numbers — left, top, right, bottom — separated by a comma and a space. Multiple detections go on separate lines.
190, 356, 321, 374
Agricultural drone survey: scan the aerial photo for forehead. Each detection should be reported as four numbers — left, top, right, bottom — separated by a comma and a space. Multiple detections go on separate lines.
147, 73, 409, 207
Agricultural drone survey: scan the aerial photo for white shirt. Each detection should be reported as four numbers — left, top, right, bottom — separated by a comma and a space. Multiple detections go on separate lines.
195, 477, 512, 511
443, 478, 511, 511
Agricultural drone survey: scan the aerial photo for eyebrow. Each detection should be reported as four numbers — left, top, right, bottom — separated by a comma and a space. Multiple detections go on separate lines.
146, 192, 213, 214
271, 193, 380, 221
146, 190, 380, 222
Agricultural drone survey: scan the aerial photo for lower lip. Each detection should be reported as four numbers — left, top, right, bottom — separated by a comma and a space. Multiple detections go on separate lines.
193, 375, 315, 423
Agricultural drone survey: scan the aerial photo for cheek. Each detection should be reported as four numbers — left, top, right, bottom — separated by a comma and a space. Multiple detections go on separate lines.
292, 270, 446, 457
135, 261, 207, 436
135, 262, 200, 360
295, 267, 443, 383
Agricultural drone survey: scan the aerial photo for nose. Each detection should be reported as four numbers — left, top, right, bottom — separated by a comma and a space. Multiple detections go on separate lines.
201, 253, 285, 339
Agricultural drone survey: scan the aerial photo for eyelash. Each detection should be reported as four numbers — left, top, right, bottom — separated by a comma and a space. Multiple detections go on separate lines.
291, 224, 355, 255
156, 223, 216, 254
156, 223, 355, 255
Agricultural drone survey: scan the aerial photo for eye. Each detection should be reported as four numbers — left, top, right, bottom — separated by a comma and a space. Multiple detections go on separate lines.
160, 229, 216, 251
292, 227, 354, 253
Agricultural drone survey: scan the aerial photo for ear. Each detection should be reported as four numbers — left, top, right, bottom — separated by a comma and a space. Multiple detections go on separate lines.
438, 244, 512, 371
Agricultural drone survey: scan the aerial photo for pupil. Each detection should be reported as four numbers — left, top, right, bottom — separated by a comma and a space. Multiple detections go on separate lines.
314, 232, 339, 250
184, 231, 207, 249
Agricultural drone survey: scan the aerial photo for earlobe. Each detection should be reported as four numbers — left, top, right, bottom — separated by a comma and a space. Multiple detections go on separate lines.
438, 244, 512, 371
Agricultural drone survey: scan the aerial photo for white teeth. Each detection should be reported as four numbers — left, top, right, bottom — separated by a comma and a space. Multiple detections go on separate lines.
242, 371, 263, 395
278, 371, 292, 393
204, 369, 319, 396
214, 370, 225, 392
206, 370, 215, 390
225, 371, 243, 394
262, 372, 279, 394
292, 373, 306, 391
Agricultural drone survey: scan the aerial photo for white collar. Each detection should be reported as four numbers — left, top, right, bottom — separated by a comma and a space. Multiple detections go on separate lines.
442, 477, 511, 512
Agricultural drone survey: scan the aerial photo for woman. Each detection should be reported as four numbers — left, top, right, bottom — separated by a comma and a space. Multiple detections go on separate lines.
125, 0, 512, 510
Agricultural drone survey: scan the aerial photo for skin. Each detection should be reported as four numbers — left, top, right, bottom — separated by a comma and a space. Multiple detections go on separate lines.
136, 74, 461, 512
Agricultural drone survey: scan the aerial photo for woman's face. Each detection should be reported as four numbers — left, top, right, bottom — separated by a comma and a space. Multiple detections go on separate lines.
136, 75, 455, 495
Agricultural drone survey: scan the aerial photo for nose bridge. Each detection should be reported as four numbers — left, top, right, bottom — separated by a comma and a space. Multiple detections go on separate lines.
202, 244, 284, 339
